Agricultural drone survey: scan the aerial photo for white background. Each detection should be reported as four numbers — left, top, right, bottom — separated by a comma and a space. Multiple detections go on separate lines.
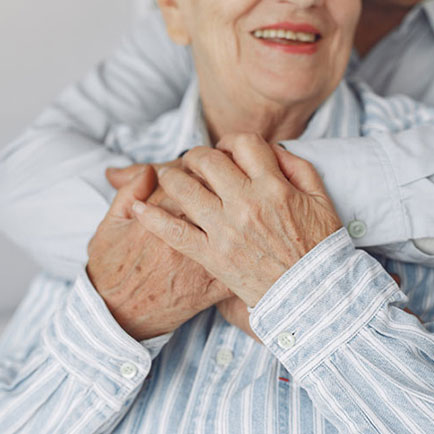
0, 0, 153, 332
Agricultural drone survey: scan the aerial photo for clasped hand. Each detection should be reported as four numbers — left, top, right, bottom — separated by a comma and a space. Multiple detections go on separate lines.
132, 134, 342, 308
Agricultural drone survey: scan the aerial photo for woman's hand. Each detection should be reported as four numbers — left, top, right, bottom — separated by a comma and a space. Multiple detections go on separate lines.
88, 162, 232, 341
132, 133, 342, 308
107, 162, 261, 342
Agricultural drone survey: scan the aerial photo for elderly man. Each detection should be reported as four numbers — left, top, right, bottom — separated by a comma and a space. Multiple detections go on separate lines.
0, 0, 433, 433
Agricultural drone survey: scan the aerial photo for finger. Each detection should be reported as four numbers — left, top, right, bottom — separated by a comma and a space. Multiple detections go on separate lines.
106, 164, 150, 190
182, 146, 248, 201
132, 200, 208, 264
157, 166, 221, 230
109, 166, 157, 219
217, 133, 284, 180
271, 143, 326, 195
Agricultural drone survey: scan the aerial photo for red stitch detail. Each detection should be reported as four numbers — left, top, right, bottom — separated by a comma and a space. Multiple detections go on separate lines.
278, 377, 290, 383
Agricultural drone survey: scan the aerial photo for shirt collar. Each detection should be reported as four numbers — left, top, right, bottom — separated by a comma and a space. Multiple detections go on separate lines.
348, 1, 434, 73
392, 0, 434, 35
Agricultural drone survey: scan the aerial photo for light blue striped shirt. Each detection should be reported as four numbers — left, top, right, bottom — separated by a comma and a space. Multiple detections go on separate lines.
1, 74, 434, 432
2, 2, 434, 432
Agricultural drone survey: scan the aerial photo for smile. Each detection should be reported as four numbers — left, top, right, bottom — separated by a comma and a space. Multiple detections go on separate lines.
253, 29, 318, 43
251, 22, 322, 54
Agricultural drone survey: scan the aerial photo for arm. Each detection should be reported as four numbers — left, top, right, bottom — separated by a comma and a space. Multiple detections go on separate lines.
282, 126, 434, 266
0, 272, 155, 433
0, 9, 193, 279
250, 229, 434, 432
135, 137, 434, 432
0, 168, 230, 433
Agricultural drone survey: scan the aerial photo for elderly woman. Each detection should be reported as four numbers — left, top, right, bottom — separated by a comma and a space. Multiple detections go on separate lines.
1, 0, 434, 433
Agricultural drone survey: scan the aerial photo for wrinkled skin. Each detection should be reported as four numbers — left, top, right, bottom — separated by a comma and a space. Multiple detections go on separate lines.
87, 161, 233, 341
105, 161, 262, 343
134, 134, 343, 308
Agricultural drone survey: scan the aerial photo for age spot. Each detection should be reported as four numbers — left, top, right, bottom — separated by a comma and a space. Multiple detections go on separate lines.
117, 264, 124, 273
135, 265, 142, 273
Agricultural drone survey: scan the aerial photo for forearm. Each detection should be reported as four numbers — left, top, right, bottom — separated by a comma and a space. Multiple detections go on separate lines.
282, 123, 434, 266
0, 10, 192, 279
0, 271, 166, 433
250, 229, 434, 432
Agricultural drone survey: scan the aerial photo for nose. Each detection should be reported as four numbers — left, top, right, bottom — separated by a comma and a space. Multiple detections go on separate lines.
280, 0, 322, 7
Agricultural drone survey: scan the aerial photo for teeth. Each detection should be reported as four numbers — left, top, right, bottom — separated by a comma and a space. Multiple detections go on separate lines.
253, 29, 317, 43
296, 32, 315, 42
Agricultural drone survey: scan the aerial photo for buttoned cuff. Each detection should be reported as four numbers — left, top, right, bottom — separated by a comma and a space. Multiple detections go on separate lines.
44, 270, 152, 410
140, 332, 174, 360
280, 137, 406, 247
249, 228, 405, 382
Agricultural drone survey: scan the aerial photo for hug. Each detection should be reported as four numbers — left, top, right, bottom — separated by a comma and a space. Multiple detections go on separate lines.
0, 0, 433, 432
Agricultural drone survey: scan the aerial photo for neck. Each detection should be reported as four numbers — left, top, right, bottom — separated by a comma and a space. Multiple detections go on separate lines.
198, 80, 316, 146
355, 1, 415, 57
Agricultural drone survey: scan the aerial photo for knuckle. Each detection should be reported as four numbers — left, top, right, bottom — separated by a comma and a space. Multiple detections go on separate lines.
167, 220, 187, 244
236, 132, 264, 147
183, 146, 207, 166
299, 158, 315, 172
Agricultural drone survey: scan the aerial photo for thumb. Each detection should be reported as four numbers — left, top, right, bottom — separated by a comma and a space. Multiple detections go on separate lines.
271, 143, 326, 195
106, 164, 149, 190
109, 165, 157, 219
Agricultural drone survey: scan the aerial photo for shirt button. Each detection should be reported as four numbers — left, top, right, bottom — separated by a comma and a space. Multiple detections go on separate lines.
120, 362, 138, 379
348, 220, 367, 239
277, 332, 296, 350
216, 349, 233, 367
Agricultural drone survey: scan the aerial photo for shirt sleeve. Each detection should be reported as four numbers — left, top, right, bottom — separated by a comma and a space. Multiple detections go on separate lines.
249, 228, 434, 433
282, 123, 434, 267
0, 9, 193, 280
0, 271, 169, 433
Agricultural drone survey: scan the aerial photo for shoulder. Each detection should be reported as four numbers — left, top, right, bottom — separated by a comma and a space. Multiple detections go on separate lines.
351, 80, 434, 135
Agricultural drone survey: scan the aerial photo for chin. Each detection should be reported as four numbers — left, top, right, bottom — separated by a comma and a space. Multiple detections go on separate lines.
249, 71, 328, 108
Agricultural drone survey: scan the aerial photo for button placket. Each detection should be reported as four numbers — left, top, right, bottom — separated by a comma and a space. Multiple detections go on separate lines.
216, 348, 234, 367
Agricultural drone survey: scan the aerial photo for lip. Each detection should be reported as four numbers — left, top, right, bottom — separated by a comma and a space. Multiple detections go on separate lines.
252, 21, 322, 55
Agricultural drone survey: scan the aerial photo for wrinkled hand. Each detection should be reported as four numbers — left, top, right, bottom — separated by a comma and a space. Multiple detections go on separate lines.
132, 133, 342, 308
107, 162, 261, 342
87, 162, 232, 341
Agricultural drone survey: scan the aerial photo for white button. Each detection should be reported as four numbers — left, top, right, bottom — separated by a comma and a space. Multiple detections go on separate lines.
277, 332, 296, 349
348, 220, 367, 239
216, 349, 233, 366
120, 362, 138, 379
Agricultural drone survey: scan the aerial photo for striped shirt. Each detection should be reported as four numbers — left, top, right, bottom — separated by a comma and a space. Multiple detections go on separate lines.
1, 74, 434, 433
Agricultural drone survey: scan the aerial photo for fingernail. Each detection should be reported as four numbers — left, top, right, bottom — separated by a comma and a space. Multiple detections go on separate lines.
132, 200, 147, 215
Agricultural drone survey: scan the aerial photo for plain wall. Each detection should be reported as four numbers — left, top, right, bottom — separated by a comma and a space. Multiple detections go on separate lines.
0, 0, 148, 331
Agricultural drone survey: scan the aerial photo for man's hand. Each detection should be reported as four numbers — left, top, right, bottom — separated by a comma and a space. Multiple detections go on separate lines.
87, 163, 232, 341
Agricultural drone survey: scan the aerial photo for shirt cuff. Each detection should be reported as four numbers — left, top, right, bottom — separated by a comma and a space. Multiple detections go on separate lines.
249, 228, 405, 382
44, 270, 152, 409
280, 137, 407, 247
140, 332, 174, 360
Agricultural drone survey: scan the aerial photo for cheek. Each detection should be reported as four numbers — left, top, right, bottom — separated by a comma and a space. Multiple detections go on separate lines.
331, 0, 362, 40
